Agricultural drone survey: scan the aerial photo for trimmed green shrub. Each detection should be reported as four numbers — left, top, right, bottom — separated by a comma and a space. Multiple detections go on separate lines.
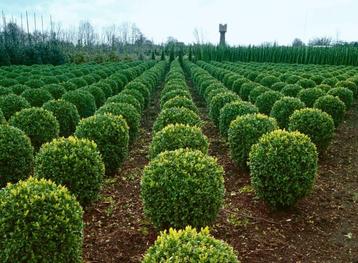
83, 86, 106, 108
255, 91, 283, 115
142, 226, 239, 263
336, 80, 358, 98
316, 84, 331, 93
62, 82, 77, 91
260, 75, 280, 88
228, 113, 277, 168
149, 124, 209, 159
43, 84, 66, 99
96, 102, 140, 144
160, 89, 191, 107
94, 83, 113, 98
297, 87, 326, 107
0, 78, 18, 87
68, 77, 87, 88
0, 109, 4, 124
249, 130, 318, 209
210, 92, 240, 126
62, 90, 96, 118
0, 177, 83, 262
327, 87, 354, 109
107, 93, 142, 114
120, 88, 145, 110
43, 100, 80, 137
0, 87, 13, 96
0, 94, 30, 120
271, 82, 286, 91
288, 108, 335, 153
206, 88, 228, 104
21, 88, 53, 107
314, 95, 346, 127
11, 84, 30, 95
153, 107, 202, 133
35, 136, 104, 205
297, 78, 316, 89
0, 125, 34, 188
9, 108, 59, 150
270, 97, 306, 129
162, 96, 198, 114
75, 114, 129, 176
125, 81, 150, 107
281, 84, 303, 97
24, 79, 45, 89
219, 100, 259, 138
240, 82, 261, 101
249, 86, 270, 103
141, 149, 225, 229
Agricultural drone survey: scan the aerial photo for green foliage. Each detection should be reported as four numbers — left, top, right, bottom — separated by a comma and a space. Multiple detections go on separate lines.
24, 79, 45, 89
249, 130, 318, 209
9, 107, 59, 150
0, 125, 34, 188
0, 109, 5, 124
0, 94, 30, 120
21, 88, 53, 107
228, 113, 277, 169
68, 77, 87, 88
0, 87, 13, 96
270, 97, 306, 129
297, 78, 316, 89
83, 85, 106, 108
42, 99, 80, 137
160, 89, 192, 107
281, 84, 303, 97
260, 75, 280, 88
327, 87, 354, 109
219, 100, 259, 138
297, 87, 326, 107
62, 90, 96, 118
271, 82, 286, 91
239, 82, 261, 101
313, 95, 346, 127
336, 80, 358, 98
288, 108, 335, 153
75, 114, 129, 176
149, 124, 209, 159
142, 226, 239, 263
35, 136, 104, 206
255, 91, 283, 115
153, 107, 202, 133
209, 92, 240, 126
11, 84, 30, 95
43, 84, 66, 99
162, 96, 198, 113
107, 93, 142, 114
249, 86, 270, 103
96, 102, 140, 144
141, 149, 225, 229
0, 177, 83, 263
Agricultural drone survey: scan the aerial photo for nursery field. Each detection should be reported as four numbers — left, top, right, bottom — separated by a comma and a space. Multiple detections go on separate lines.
0, 59, 357, 262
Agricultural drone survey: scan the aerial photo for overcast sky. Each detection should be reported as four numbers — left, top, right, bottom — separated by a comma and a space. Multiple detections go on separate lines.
1, 0, 357, 45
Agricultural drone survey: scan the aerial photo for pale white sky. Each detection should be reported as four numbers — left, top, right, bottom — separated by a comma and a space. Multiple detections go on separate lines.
1, 0, 357, 45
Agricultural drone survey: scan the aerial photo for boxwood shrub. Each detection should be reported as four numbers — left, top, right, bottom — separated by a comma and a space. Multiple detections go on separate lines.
162, 96, 198, 114
228, 113, 277, 169
160, 89, 191, 107
0, 125, 34, 188
153, 107, 202, 133
0, 94, 31, 120
83, 86, 106, 108
270, 97, 306, 129
21, 88, 53, 107
255, 91, 283, 115
249, 86, 270, 103
288, 108, 335, 153
43, 100, 80, 137
149, 124, 209, 159
75, 114, 129, 176
9, 107, 59, 150
62, 90, 96, 118
209, 92, 240, 126
249, 130, 318, 209
219, 100, 259, 138
106, 93, 142, 114
281, 84, 303, 98
43, 84, 66, 99
142, 226, 239, 263
313, 95, 346, 127
141, 149, 225, 229
240, 82, 261, 101
297, 87, 326, 107
0, 177, 83, 262
35, 136, 104, 205
327, 87, 353, 109
96, 102, 140, 144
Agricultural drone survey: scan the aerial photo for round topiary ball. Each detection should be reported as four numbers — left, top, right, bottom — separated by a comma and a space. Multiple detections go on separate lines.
43, 84, 66, 99
0, 125, 34, 188
270, 97, 306, 129
288, 108, 335, 153
9, 107, 59, 150
141, 149, 225, 229
153, 107, 202, 134
0, 94, 30, 120
160, 89, 191, 108
249, 86, 270, 104
0, 109, 5, 124
281, 84, 303, 98
0, 87, 13, 96
106, 93, 142, 114
83, 85, 106, 108
313, 95, 346, 127
96, 102, 140, 144
62, 90, 96, 118
255, 91, 283, 115
249, 130, 318, 209
297, 87, 326, 107
0, 177, 83, 262
43, 99, 80, 137
228, 113, 277, 169
327, 87, 353, 109
219, 100, 259, 138
209, 92, 240, 126
142, 226, 240, 263
162, 96, 198, 114
11, 84, 30, 95
149, 124, 209, 159
24, 79, 45, 89
35, 136, 104, 205
75, 114, 129, 176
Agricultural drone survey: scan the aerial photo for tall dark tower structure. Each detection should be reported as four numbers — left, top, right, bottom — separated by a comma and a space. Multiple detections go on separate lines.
219, 24, 227, 45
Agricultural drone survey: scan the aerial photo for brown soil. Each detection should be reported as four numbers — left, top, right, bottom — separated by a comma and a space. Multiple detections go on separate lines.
83, 81, 358, 263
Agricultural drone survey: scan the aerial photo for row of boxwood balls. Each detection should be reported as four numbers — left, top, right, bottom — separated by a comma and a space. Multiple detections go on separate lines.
0, 62, 173, 262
